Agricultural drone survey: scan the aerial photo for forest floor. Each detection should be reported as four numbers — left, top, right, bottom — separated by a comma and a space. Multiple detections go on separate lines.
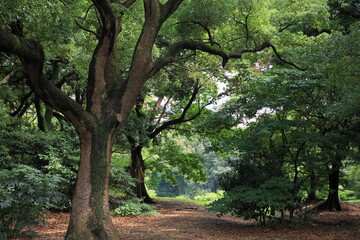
31, 200, 360, 240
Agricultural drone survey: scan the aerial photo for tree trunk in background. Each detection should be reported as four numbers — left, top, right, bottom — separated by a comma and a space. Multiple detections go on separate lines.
65, 125, 120, 240
130, 146, 154, 203
307, 169, 318, 203
317, 156, 342, 211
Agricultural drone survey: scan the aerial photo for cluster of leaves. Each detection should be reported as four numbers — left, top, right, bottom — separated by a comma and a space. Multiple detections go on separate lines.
208, 177, 295, 225
147, 138, 207, 186
0, 165, 63, 239
0, 123, 80, 211
110, 158, 138, 197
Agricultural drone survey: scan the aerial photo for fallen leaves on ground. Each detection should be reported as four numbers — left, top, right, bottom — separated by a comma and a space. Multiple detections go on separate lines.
31, 201, 360, 240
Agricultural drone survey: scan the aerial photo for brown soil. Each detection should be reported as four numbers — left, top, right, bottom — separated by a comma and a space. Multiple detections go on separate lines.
30, 200, 360, 240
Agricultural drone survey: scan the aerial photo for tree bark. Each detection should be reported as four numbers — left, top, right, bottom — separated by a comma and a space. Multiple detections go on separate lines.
317, 156, 342, 211
130, 146, 154, 203
65, 124, 121, 239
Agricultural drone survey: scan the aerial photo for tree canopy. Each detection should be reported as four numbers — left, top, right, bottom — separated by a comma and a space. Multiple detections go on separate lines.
0, 0, 359, 238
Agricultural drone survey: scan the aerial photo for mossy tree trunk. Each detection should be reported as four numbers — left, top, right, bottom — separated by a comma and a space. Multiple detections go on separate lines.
65, 124, 120, 239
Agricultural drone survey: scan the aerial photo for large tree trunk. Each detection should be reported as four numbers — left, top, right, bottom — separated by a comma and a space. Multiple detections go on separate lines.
65, 126, 120, 239
317, 156, 342, 211
130, 146, 154, 203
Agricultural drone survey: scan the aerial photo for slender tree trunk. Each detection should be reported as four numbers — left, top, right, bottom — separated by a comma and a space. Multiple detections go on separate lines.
34, 96, 47, 132
65, 125, 120, 240
211, 179, 219, 193
130, 146, 154, 203
307, 169, 318, 203
317, 156, 342, 211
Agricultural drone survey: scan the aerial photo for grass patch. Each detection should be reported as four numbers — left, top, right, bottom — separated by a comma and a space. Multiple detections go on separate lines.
154, 196, 208, 205
344, 199, 360, 203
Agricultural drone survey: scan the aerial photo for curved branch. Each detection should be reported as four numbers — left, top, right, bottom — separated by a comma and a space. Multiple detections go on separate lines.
152, 39, 306, 77
150, 40, 229, 76
74, 20, 100, 38
10, 91, 33, 117
0, 30, 93, 129
229, 42, 271, 58
269, 44, 306, 71
149, 84, 201, 139
230, 42, 306, 70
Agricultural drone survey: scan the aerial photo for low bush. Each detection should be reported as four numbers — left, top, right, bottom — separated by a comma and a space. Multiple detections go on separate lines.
0, 165, 62, 239
208, 177, 296, 225
111, 197, 158, 216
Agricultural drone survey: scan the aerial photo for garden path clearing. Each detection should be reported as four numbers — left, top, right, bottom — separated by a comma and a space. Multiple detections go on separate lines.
32, 200, 360, 240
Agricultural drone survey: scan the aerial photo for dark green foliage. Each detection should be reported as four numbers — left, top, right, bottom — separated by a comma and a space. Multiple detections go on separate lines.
110, 160, 137, 197
43, 126, 80, 211
0, 127, 53, 169
208, 177, 295, 225
0, 123, 80, 211
0, 165, 62, 239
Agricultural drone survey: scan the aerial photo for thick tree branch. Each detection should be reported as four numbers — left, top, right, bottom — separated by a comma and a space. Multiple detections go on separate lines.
86, 0, 124, 116
117, 0, 184, 120
152, 39, 305, 78
92, 0, 116, 26
122, 0, 137, 8
0, 29, 43, 63
229, 42, 271, 58
120, 0, 163, 117
160, 0, 185, 22
0, 30, 93, 129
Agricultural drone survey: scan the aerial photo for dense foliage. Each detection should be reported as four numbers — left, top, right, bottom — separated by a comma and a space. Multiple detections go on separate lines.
0, 0, 359, 237
0, 165, 62, 238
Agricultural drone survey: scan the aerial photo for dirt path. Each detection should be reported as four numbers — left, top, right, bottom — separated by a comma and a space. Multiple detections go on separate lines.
33, 200, 360, 240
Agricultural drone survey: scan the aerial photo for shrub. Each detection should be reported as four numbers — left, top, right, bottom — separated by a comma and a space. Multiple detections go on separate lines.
208, 177, 295, 225
110, 161, 137, 197
111, 198, 158, 216
0, 165, 62, 239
